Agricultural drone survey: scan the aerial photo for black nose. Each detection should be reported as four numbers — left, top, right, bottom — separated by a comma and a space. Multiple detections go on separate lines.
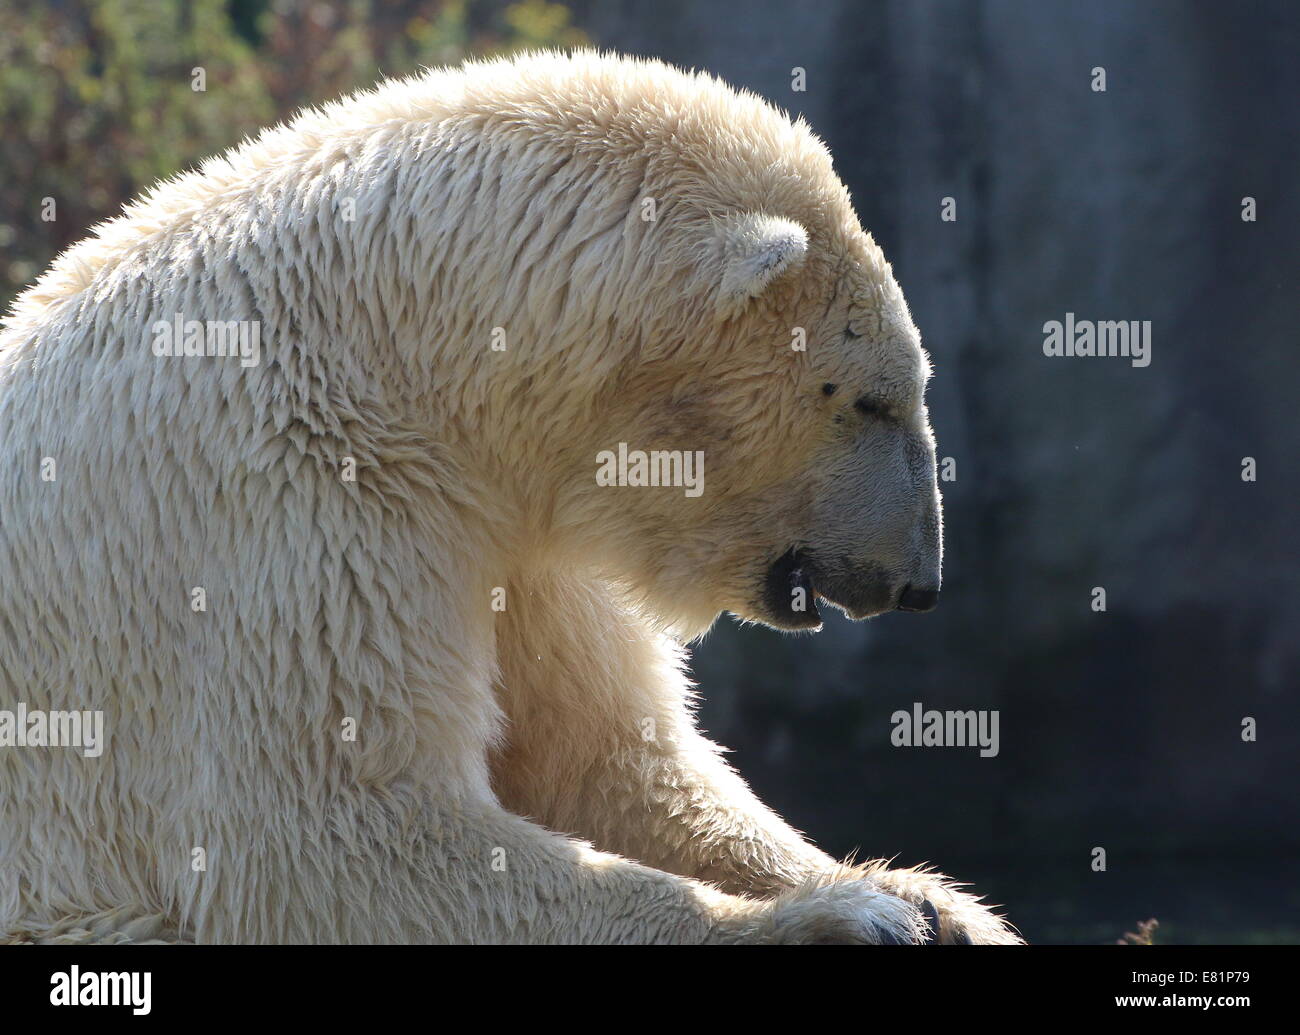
896, 585, 939, 613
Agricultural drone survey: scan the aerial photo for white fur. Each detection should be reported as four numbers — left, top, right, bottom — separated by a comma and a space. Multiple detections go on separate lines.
0, 51, 1017, 944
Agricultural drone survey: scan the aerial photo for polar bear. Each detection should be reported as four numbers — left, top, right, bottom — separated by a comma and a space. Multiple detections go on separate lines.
0, 51, 1019, 944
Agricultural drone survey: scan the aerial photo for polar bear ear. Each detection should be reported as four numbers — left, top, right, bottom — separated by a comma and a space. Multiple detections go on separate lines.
715, 213, 809, 315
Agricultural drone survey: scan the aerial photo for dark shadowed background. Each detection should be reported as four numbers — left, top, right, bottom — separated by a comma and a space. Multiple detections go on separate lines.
3, 0, 1296, 943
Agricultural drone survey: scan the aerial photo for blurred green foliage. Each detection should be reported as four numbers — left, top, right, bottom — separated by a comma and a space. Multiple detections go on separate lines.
0, 0, 587, 310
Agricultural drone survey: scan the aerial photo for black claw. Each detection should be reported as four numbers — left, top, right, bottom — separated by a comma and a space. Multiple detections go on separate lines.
920, 899, 941, 943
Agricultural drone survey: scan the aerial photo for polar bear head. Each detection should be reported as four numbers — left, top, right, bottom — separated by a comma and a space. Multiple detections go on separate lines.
584, 222, 939, 635
432, 55, 941, 637
554, 102, 941, 635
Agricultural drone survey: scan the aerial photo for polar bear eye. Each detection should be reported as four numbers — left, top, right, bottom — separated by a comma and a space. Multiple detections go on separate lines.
822, 383, 838, 396
855, 395, 886, 419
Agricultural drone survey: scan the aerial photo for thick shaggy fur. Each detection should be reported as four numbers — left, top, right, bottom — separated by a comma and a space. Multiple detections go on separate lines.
0, 51, 1018, 943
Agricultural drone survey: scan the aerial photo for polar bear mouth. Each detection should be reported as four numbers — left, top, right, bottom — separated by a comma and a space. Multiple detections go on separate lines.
762, 548, 906, 629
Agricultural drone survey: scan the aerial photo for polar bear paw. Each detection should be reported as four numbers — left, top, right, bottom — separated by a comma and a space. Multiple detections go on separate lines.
718, 873, 922, 944
721, 864, 1022, 945
855, 861, 1024, 945
753, 877, 927, 944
